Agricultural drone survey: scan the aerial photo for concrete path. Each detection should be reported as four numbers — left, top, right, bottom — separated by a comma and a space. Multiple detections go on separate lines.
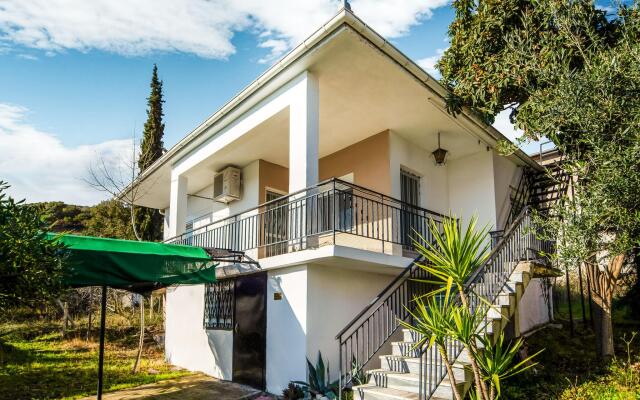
80, 373, 261, 400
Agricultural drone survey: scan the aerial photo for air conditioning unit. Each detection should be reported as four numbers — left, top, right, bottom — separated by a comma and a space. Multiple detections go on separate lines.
213, 166, 241, 204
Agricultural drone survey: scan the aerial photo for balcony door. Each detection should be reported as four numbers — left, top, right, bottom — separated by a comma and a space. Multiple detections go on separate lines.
400, 169, 421, 248
264, 190, 288, 257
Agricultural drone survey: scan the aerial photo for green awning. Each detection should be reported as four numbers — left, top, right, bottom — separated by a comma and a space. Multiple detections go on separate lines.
47, 233, 216, 292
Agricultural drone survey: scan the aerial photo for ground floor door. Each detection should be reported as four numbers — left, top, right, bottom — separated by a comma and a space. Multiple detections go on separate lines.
232, 272, 267, 390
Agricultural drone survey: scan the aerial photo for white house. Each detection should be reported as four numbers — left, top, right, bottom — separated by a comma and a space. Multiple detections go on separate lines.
129, 7, 556, 399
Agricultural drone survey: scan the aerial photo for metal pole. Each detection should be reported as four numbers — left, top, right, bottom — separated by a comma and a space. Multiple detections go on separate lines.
97, 285, 107, 400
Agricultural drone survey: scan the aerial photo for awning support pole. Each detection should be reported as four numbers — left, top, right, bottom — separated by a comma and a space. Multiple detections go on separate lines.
97, 285, 107, 400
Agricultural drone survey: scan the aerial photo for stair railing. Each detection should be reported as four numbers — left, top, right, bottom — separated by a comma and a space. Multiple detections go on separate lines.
335, 223, 447, 389
417, 206, 553, 399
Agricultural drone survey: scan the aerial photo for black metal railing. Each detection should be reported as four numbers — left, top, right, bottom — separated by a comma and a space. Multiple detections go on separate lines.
335, 254, 439, 389
334, 204, 552, 398
166, 178, 446, 256
416, 206, 552, 399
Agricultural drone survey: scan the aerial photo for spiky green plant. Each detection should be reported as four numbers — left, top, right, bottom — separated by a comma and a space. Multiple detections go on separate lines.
402, 214, 542, 400
293, 351, 338, 399
413, 215, 491, 300
475, 334, 542, 399
399, 288, 464, 400
350, 355, 368, 386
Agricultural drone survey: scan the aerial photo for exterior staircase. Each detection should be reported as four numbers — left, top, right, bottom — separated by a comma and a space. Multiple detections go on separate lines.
527, 163, 570, 215
337, 205, 554, 400
353, 259, 536, 400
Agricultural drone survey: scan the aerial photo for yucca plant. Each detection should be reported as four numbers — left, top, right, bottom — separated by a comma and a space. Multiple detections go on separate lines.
399, 287, 464, 400
402, 214, 541, 400
475, 334, 542, 399
413, 215, 491, 303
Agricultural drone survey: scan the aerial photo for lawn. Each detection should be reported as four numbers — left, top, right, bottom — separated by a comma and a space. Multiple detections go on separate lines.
504, 321, 640, 399
0, 315, 191, 400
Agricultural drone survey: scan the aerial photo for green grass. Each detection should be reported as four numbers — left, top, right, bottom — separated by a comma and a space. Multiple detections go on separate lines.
503, 322, 640, 399
0, 316, 191, 400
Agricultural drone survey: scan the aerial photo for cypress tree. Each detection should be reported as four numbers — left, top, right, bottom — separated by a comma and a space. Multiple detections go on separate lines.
135, 64, 165, 241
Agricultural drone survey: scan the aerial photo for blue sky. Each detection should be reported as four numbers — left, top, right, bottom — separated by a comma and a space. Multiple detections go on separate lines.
0, 1, 521, 205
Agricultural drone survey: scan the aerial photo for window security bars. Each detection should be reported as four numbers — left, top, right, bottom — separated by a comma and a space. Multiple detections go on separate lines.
204, 279, 234, 330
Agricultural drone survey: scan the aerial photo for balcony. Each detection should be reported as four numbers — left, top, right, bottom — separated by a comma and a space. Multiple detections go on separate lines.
165, 178, 446, 262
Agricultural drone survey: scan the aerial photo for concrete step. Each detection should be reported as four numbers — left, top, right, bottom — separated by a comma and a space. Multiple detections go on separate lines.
391, 341, 420, 357
366, 370, 466, 399
497, 292, 517, 316
355, 384, 419, 400
378, 355, 470, 381
403, 329, 422, 343
380, 264, 530, 400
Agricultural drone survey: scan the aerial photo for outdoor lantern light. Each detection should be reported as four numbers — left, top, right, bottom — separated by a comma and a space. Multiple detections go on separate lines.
432, 132, 448, 165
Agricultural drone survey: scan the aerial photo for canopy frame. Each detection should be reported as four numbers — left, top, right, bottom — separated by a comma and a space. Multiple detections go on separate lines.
48, 233, 218, 400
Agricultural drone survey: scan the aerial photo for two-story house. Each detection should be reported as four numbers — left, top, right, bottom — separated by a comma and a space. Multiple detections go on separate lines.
127, 6, 555, 399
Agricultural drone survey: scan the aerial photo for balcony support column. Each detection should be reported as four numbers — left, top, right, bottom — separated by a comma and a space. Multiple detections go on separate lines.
288, 71, 319, 192
168, 174, 188, 238
288, 71, 319, 251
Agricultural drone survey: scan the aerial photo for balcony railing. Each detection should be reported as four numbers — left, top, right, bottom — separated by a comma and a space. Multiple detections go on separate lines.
165, 178, 446, 258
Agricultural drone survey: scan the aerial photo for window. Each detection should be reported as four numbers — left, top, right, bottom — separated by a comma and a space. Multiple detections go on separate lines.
203, 279, 234, 330
401, 169, 421, 206
400, 169, 421, 248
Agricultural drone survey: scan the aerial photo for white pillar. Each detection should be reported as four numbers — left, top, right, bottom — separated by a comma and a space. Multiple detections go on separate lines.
168, 174, 188, 238
289, 71, 319, 192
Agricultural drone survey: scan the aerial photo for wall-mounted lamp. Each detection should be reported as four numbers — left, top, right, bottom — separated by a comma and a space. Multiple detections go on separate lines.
432, 132, 448, 166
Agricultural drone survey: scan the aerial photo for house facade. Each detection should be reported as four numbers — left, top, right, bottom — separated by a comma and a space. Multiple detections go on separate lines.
130, 8, 553, 397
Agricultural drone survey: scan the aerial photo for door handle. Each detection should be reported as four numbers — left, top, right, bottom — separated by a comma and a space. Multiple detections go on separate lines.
234, 322, 239, 333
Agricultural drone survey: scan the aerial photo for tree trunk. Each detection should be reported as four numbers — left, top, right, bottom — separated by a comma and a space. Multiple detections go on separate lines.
56, 299, 74, 337
132, 298, 145, 373
438, 345, 463, 400
587, 254, 625, 361
458, 290, 490, 400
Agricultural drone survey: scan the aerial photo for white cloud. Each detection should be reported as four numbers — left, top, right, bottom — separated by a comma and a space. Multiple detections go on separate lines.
417, 47, 446, 78
0, 0, 448, 61
0, 103, 132, 205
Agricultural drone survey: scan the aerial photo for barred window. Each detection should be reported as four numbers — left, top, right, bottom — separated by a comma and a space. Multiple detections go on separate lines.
203, 279, 234, 330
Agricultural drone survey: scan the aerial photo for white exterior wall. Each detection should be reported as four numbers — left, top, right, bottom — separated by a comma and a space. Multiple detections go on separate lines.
492, 153, 521, 230
519, 278, 553, 333
266, 265, 309, 393
447, 150, 497, 230
389, 131, 449, 214
264, 263, 393, 394
186, 160, 261, 227
306, 265, 393, 382
165, 284, 233, 380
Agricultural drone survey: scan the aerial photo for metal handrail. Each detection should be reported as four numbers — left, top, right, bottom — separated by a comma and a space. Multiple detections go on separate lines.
416, 206, 552, 399
165, 177, 446, 244
166, 178, 447, 263
465, 205, 531, 288
334, 254, 420, 340
336, 255, 437, 389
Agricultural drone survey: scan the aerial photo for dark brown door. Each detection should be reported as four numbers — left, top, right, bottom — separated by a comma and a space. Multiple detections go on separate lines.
232, 273, 267, 390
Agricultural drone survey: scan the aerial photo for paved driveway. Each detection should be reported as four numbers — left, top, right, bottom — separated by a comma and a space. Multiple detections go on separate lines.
80, 374, 261, 400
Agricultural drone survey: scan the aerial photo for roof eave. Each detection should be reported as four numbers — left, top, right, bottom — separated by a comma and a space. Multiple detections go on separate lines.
128, 7, 541, 196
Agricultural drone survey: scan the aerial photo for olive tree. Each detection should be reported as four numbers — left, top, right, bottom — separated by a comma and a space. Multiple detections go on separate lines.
438, 0, 640, 359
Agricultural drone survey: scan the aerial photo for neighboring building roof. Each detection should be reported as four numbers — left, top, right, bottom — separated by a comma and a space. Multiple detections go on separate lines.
128, 7, 541, 200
